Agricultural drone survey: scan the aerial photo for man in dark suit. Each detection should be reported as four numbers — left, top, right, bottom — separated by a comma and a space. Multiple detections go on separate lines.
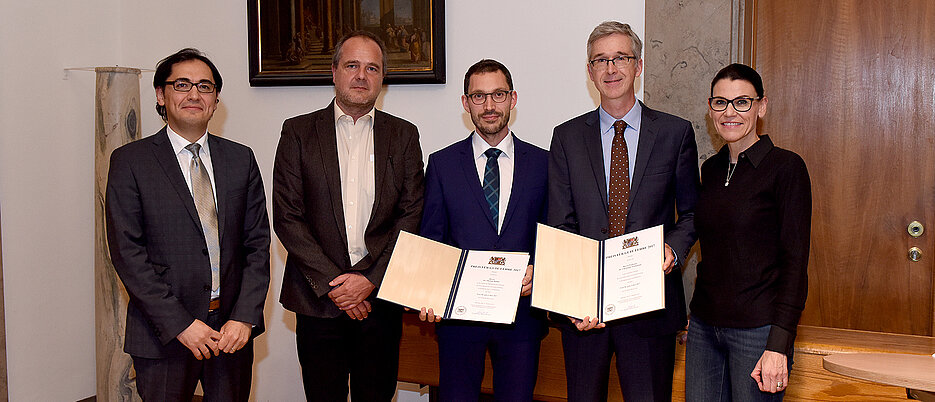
273, 31, 424, 400
105, 48, 270, 401
419, 59, 548, 400
548, 21, 700, 401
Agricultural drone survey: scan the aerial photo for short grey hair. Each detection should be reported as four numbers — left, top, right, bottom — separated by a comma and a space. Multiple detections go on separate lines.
586, 21, 643, 61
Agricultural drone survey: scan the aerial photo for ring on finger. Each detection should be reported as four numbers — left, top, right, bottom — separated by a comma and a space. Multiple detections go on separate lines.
777, 381, 784, 388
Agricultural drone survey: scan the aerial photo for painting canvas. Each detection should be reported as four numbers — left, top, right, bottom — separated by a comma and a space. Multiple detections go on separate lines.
248, 0, 445, 86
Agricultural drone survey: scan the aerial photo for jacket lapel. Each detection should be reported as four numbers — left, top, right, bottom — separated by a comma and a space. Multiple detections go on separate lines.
499, 135, 528, 235
583, 110, 609, 210
458, 135, 499, 231
151, 128, 203, 232
630, 102, 658, 201
317, 103, 349, 250
207, 134, 228, 242
371, 110, 390, 220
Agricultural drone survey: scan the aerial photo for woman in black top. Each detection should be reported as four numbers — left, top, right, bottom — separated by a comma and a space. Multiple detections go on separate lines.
685, 64, 811, 401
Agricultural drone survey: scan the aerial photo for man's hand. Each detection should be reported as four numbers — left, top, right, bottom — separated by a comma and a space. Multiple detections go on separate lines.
419, 307, 442, 322
217, 320, 252, 354
569, 316, 605, 331
521, 264, 534, 296
176, 319, 221, 360
751, 350, 789, 393
328, 273, 375, 310
663, 243, 677, 274
344, 300, 372, 320
677, 321, 689, 345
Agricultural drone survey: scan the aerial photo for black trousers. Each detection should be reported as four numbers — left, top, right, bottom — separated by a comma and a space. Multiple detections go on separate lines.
296, 300, 403, 401
132, 312, 254, 402
560, 321, 676, 402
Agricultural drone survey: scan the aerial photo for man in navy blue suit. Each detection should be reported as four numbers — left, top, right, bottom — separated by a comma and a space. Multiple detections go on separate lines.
419, 59, 548, 401
548, 21, 700, 401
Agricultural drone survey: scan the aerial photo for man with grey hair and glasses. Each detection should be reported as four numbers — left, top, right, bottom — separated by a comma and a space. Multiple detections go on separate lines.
547, 21, 700, 401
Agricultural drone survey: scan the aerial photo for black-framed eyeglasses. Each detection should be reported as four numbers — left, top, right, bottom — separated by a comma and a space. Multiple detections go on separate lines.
466, 90, 512, 105
165, 79, 216, 93
588, 55, 637, 70
708, 96, 760, 112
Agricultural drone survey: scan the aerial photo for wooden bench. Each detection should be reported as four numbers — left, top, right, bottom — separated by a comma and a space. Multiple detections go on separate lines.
398, 314, 935, 401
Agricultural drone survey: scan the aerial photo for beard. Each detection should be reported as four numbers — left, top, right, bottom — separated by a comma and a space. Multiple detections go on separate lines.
471, 110, 510, 136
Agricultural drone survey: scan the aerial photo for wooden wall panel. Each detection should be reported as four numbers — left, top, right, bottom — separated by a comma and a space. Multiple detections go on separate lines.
753, 0, 935, 335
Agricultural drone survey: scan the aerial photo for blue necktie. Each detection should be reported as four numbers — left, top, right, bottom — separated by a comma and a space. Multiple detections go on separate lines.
482, 148, 503, 230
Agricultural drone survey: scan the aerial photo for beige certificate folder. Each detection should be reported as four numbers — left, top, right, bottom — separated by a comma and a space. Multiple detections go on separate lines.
378, 231, 463, 315
378, 231, 529, 323
532, 224, 665, 322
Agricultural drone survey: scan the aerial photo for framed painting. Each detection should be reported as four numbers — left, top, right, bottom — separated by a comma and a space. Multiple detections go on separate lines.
248, 0, 445, 86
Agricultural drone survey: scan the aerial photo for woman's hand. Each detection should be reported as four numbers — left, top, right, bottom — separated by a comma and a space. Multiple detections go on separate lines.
751, 350, 788, 393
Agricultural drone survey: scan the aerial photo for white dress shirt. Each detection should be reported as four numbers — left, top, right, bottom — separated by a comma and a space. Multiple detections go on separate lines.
472, 131, 515, 234
334, 106, 376, 266
166, 126, 217, 207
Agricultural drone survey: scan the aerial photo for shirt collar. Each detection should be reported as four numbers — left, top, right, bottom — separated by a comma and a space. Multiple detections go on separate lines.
598, 100, 642, 135
472, 131, 515, 160
166, 125, 209, 157
334, 102, 376, 124
741, 134, 774, 168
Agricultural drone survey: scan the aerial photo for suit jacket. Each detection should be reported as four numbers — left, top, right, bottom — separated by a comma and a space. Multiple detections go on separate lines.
274, 101, 424, 318
547, 102, 699, 336
105, 127, 271, 359
420, 134, 548, 340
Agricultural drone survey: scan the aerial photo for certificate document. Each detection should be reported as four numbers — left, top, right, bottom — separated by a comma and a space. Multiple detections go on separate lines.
531, 224, 665, 322
378, 231, 530, 324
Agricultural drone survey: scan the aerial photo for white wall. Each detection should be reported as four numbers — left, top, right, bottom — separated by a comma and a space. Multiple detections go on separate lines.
0, 1, 643, 400
0, 1, 121, 400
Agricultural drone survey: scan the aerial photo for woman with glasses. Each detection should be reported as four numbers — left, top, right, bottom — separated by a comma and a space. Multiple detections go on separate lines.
685, 63, 812, 401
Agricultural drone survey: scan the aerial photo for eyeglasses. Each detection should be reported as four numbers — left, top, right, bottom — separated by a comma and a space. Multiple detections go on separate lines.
165, 79, 217, 93
588, 55, 637, 70
466, 90, 512, 105
708, 96, 760, 112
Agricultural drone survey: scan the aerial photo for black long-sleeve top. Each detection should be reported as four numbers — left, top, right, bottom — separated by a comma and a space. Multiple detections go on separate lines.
691, 135, 812, 354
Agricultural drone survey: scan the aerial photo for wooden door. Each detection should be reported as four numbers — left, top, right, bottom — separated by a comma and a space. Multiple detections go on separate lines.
752, 0, 935, 335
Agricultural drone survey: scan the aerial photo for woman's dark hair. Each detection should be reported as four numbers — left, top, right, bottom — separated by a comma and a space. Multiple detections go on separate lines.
711, 63, 763, 98
153, 48, 222, 121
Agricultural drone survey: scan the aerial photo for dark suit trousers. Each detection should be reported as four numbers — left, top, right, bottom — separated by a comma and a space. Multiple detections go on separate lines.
132, 312, 254, 402
560, 321, 675, 402
438, 330, 540, 401
296, 300, 403, 401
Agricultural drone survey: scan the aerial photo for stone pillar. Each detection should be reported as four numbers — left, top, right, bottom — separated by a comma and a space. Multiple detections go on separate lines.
94, 67, 142, 402
644, 0, 744, 310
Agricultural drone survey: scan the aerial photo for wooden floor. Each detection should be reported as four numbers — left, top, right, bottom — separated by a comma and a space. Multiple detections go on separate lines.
398, 314, 935, 401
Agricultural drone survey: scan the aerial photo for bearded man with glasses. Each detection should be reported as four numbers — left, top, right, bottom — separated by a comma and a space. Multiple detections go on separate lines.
547, 21, 700, 401
418, 58, 548, 400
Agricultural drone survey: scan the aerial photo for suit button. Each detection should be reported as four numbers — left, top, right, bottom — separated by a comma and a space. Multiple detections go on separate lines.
202, 249, 209, 255
203, 285, 210, 291
601, 228, 608, 234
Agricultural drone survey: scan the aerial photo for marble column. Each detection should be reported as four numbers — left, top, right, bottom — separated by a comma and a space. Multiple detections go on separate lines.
644, 0, 745, 310
94, 67, 142, 402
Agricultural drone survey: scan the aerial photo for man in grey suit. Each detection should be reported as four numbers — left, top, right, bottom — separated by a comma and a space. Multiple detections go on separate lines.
273, 31, 424, 400
106, 48, 270, 401
548, 21, 700, 401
